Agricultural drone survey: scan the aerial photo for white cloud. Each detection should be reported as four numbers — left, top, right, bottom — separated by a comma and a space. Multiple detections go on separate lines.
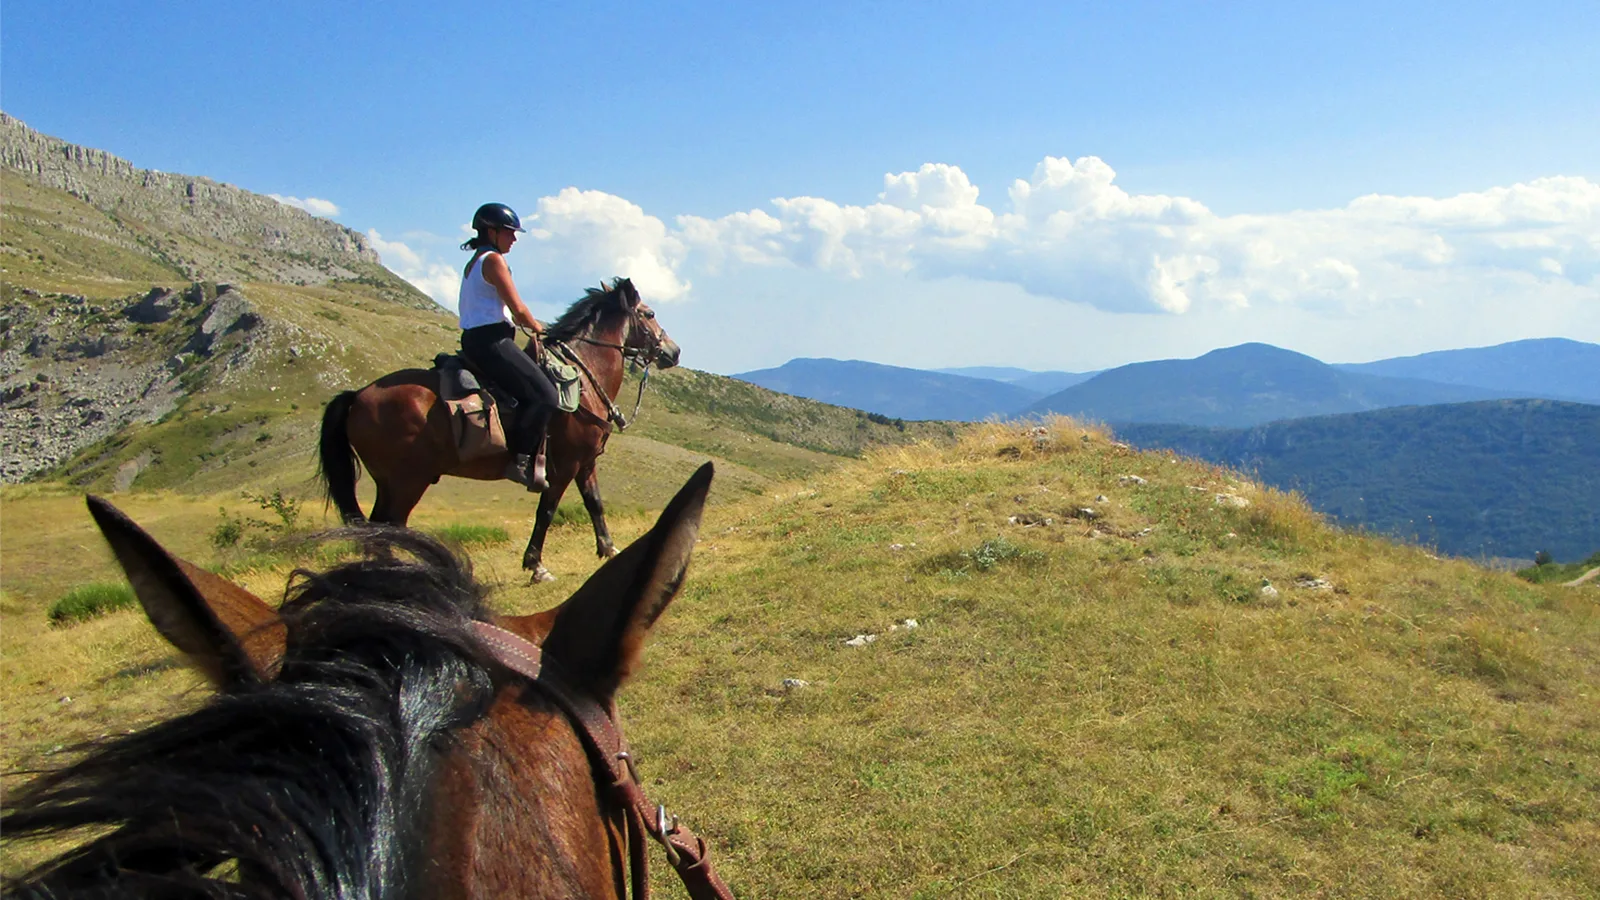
270, 194, 341, 217
522, 188, 691, 301
674, 157, 1600, 317
368, 229, 461, 310
376, 160, 1598, 336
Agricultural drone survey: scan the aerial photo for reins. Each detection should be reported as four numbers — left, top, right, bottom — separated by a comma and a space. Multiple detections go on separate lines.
471, 622, 735, 900
540, 306, 660, 431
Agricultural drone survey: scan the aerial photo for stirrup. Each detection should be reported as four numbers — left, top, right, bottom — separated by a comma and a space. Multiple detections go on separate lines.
528, 450, 548, 492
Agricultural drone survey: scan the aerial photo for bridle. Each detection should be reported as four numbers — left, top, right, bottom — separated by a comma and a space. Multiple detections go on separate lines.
540, 300, 666, 431
471, 621, 735, 900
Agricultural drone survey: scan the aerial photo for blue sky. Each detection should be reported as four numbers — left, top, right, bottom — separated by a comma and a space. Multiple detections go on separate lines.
5, 1, 1598, 374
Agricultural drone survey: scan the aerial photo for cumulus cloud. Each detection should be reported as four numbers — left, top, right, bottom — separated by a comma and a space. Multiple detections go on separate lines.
368, 191, 693, 311
368, 229, 461, 310
270, 194, 341, 217
373, 160, 1598, 321
676, 157, 1599, 316
521, 188, 691, 301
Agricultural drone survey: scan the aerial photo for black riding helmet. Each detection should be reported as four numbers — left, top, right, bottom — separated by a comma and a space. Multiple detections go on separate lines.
472, 202, 527, 233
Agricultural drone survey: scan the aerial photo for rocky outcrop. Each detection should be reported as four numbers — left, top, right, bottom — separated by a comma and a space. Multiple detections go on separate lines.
1, 112, 381, 285
0, 283, 263, 483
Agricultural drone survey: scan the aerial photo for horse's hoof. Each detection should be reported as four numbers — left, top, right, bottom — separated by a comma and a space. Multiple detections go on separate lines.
599, 545, 619, 560
529, 565, 556, 584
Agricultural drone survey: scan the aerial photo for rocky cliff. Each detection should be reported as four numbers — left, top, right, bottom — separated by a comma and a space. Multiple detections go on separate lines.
1, 113, 381, 285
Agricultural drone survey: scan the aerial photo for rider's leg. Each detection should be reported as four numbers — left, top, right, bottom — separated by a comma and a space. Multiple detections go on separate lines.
461, 324, 558, 490
516, 403, 554, 491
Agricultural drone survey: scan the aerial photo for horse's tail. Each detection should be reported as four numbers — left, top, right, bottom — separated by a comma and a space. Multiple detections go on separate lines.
317, 390, 367, 524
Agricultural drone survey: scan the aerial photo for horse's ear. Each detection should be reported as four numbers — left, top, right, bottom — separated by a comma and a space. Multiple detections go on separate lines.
620, 278, 638, 307
539, 463, 712, 699
86, 496, 284, 689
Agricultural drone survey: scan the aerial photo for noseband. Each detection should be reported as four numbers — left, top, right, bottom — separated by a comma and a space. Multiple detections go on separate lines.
471, 622, 735, 900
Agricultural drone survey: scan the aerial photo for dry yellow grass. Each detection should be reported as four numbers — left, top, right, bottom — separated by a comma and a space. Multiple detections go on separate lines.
4, 419, 1598, 897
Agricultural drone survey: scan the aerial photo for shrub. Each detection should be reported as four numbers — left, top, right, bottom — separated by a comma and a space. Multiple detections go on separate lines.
927, 536, 1044, 576
244, 489, 303, 532
210, 506, 250, 549
210, 489, 308, 551
49, 582, 138, 626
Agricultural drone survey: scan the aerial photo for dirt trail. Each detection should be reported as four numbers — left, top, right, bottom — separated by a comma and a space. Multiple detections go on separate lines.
1564, 566, 1600, 587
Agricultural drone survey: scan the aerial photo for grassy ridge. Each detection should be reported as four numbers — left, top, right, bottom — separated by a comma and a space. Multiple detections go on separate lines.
630, 423, 1599, 897
4, 420, 1596, 896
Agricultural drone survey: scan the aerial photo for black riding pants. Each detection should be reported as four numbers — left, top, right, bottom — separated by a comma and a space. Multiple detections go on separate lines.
461, 323, 559, 455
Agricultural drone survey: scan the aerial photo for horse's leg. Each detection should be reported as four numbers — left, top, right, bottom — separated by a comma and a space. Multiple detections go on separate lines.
574, 463, 618, 559
523, 472, 575, 583
371, 476, 428, 527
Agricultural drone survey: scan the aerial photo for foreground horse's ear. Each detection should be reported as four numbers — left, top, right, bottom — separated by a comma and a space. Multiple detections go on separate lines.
86, 496, 284, 689
538, 462, 712, 699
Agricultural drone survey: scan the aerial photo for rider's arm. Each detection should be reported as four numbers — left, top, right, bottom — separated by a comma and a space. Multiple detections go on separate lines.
480, 253, 545, 334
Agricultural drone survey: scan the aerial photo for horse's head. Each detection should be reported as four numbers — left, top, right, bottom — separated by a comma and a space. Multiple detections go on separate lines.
616, 277, 680, 370
9, 465, 718, 899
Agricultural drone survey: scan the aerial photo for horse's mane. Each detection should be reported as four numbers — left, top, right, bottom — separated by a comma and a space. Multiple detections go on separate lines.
545, 278, 637, 342
2, 530, 498, 900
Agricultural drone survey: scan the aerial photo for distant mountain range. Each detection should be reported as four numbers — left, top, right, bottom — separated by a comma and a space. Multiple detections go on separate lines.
1116, 400, 1600, 562
1333, 338, 1600, 405
733, 359, 1043, 422
934, 366, 1098, 395
1022, 343, 1522, 427
738, 339, 1595, 427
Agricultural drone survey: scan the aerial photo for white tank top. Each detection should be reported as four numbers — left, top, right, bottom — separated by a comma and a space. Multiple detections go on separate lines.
458, 252, 513, 329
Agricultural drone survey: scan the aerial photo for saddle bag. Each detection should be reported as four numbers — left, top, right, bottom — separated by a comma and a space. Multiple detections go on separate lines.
434, 354, 508, 462
544, 355, 581, 413
448, 392, 507, 462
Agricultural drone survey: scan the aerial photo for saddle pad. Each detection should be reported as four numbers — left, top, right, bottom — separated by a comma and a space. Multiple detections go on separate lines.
433, 353, 482, 402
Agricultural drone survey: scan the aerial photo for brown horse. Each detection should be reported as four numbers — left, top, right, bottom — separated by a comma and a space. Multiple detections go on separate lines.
3, 465, 733, 899
318, 277, 680, 582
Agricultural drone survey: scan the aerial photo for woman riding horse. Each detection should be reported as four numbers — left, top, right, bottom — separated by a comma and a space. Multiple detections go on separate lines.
458, 202, 558, 491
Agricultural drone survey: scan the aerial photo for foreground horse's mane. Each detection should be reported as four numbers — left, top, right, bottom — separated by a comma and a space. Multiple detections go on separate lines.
544, 278, 637, 342
3, 530, 497, 900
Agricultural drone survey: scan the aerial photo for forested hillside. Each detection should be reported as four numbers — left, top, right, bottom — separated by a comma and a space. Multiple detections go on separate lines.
1117, 399, 1600, 561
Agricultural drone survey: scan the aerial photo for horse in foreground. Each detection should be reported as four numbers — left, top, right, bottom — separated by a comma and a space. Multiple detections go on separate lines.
318, 277, 680, 582
3, 464, 732, 899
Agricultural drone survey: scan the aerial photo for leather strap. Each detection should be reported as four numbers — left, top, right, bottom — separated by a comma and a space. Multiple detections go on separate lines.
470, 621, 542, 680
472, 623, 735, 900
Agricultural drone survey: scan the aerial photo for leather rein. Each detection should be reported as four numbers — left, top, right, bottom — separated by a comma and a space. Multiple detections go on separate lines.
471, 621, 735, 900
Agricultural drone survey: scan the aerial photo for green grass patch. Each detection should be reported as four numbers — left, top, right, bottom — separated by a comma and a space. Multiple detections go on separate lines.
428, 523, 512, 547
47, 582, 138, 626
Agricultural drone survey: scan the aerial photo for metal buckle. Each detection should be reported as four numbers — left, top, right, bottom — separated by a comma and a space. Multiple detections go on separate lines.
615, 750, 641, 786
656, 803, 682, 866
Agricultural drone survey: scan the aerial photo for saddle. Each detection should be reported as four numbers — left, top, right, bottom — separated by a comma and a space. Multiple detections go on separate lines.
433, 352, 582, 462
434, 354, 509, 462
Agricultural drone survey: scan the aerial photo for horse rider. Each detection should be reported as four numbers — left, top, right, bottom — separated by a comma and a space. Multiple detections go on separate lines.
458, 202, 559, 491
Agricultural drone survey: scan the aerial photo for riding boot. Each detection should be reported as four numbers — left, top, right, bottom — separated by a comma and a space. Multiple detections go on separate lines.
506, 405, 551, 493
504, 453, 536, 489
